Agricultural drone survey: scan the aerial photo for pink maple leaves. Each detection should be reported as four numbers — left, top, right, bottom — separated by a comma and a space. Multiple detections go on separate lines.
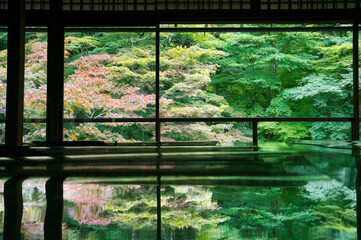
64, 53, 156, 119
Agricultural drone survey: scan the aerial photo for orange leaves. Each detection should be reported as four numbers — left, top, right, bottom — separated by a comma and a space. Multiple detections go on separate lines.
25, 40, 47, 67
113, 93, 155, 113
64, 50, 70, 59
24, 84, 47, 118
64, 52, 157, 118
159, 97, 174, 106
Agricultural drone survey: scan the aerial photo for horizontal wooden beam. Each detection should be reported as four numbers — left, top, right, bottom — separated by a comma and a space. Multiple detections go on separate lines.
0, 117, 354, 124
160, 117, 354, 122
0, 26, 358, 32
0, 9, 361, 26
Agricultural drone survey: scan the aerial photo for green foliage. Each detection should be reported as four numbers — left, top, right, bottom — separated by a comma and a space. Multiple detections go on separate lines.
0, 32, 7, 51
0, 28, 355, 142
65, 36, 100, 58
210, 184, 356, 239
23, 186, 45, 203
259, 122, 310, 142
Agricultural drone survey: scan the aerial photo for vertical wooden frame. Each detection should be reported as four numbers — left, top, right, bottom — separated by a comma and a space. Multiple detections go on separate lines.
45, 2, 65, 239
156, 24, 160, 142
156, 25, 162, 239
5, 0, 25, 146
47, 0, 64, 142
44, 175, 66, 240
157, 168, 162, 240
353, 21, 360, 141
356, 145, 361, 240
3, 176, 25, 240
252, 120, 258, 146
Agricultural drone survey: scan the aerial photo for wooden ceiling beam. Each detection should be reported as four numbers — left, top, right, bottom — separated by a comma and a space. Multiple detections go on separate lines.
0, 9, 360, 27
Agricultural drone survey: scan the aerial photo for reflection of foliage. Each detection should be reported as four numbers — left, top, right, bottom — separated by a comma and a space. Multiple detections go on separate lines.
161, 186, 229, 229
23, 186, 46, 203
21, 178, 48, 240
302, 182, 357, 231
315, 205, 356, 230
221, 206, 319, 230
22, 179, 46, 203
63, 184, 228, 232
104, 186, 228, 229
61, 180, 357, 239
211, 183, 356, 239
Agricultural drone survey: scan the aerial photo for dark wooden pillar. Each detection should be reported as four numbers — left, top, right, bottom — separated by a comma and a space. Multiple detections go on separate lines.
45, 1, 65, 234
46, 0, 65, 230
156, 26, 161, 239
355, 145, 361, 240
47, 0, 64, 142
3, 176, 25, 240
353, 22, 360, 141
157, 177, 161, 240
156, 24, 160, 142
5, 0, 25, 146
252, 121, 258, 146
44, 175, 66, 240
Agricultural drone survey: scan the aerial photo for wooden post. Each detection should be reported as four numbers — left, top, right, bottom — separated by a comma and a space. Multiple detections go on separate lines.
355, 145, 361, 240
156, 24, 160, 142
44, 175, 66, 240
156, 146, 161, 240
45, 2, 65, 236
252, 121, 258, 146
3, 176, 25, 240
157, 173, 161, 240
353, 21, 359, 141
47, 0, 64, 142
5, 0, 25, 146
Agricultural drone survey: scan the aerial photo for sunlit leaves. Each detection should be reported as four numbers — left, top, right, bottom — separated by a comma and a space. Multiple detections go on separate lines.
284, 75, 349, 100
259, 122, 310, 142
65, 36, 100, 57
161, 123, 251, 143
